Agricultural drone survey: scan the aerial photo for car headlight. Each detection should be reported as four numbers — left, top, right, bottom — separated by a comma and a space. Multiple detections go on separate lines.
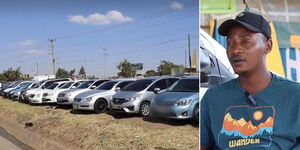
125, 96, 141, 101
175, 99, 192, 106
83, 97, 93, 102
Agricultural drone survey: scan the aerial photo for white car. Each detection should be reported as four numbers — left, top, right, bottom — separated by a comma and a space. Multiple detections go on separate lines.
26, 78, 71, 104
73, 79, 135, 113
200, 29, 235, 99
41, 81, 72, 103
56, 79, 110, 105
41, 80, 85, 104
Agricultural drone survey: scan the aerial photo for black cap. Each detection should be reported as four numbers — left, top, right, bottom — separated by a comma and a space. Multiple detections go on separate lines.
218, 11, 271, 39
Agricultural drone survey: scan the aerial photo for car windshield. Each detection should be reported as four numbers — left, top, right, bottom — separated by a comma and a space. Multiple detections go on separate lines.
168, 79, 199, 92
121, 79, 154, 91
23, 83, 32, 88
76, 81, 94, 89
9, 82, 20, 88
46, 83, 58, 90
96, 81, 118, 90
59, 82, 73, 89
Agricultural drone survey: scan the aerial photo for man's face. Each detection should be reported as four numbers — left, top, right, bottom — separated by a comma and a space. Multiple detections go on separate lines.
226, 25, 269, 75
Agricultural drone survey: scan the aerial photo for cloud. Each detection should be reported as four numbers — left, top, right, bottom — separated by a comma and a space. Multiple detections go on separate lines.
170, 1, 184, 10
19, 40, 35, 46
24, 49, 45, 55
68, 10, 133, 25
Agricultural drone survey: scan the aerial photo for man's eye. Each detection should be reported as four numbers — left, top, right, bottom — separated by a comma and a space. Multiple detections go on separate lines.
242, 40, 250, 44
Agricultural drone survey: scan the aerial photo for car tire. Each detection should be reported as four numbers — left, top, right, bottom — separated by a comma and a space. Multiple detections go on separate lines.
192, 104, 199, 123
94, 99, 108, 114
139, 101, 151, 117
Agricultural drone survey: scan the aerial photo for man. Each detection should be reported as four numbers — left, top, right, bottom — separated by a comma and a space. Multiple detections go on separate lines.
201, 11, 300, 150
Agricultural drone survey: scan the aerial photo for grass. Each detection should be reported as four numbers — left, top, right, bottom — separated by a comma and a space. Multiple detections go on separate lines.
0, 97, 198, 150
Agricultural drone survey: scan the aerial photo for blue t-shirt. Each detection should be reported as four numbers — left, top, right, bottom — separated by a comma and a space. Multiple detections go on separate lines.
201, 73, 300, 150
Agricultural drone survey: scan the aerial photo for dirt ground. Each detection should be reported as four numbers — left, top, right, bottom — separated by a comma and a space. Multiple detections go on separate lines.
0, 97, 199, 150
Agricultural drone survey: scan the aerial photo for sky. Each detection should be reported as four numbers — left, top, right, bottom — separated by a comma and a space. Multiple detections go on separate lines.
0, 0, 199, 78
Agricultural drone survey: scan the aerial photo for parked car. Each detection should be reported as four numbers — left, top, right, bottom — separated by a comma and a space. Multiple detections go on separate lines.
200, 28, 235, 99
56, 79, 110, 105
41, 80, 85, 104
73, 79, 135, 113
150, 76, 199, 122
7, 81, 36, 100
41, 81, 72, 103
110, 76, 179, 116
19, 81, 42, 102
25, 78, 71, 104
2, 81, 23, 98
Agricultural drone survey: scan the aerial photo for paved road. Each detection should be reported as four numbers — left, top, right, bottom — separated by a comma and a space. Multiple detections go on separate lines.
0, 127, 34, 150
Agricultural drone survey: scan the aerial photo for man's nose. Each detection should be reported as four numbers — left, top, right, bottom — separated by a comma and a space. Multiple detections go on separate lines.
228, 43, 243, 54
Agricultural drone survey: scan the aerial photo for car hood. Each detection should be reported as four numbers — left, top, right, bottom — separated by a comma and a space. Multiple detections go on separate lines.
113, 91, 143, 99
154, 91, 198, 103
75, 90, 109, 99
63, 88, 84, 94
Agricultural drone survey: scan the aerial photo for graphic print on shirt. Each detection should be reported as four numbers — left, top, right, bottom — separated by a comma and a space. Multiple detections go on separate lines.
218, 106, 275, 149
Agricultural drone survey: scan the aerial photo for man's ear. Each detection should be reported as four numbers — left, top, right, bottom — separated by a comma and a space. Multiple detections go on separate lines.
265, 39, 272, 54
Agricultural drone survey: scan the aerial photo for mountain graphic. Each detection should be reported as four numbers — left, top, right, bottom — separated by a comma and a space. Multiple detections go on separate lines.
221, 113, 274, 138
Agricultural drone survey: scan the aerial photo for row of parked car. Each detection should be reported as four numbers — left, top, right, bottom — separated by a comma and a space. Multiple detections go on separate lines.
0, 76, 199, 122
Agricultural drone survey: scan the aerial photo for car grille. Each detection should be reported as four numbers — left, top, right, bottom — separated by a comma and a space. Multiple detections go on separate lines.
58, 93, 65, 97
155, 100, 175, 106
112, 98, 129, 104
74, 98, 82, 102
43, 93, 48, 97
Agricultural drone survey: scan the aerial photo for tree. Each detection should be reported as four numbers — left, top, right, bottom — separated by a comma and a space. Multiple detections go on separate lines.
144, 70, 158, 77
87, 75, 97, 80
56, 68, 70, 78
78, 66, 86, 78
117, 59, 136, 78
0, 67, 22, 81
157, 60, 182, 76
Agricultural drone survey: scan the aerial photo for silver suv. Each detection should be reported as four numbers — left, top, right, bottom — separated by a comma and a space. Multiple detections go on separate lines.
111, 77, 179, 116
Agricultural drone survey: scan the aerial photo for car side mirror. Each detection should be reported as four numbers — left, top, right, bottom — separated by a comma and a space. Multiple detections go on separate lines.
90, 85, 96, 89
71, 86, 76, 89
154, 88, 160, 94
115, 87, 120, 92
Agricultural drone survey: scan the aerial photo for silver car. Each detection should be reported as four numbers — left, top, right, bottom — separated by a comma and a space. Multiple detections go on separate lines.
56, 79, 109, 105
111, 77, 179, 116
73, 79, 135, 113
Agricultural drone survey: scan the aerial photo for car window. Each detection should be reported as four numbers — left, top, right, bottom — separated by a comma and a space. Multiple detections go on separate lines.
122, 79, 154, 91
167, 78, 179, 87
147, 79, 167, 91
91, 80, 109, 88
117, 81, 135, 89
72, 81, 84, 88
59, 82, 74, 89
168, 79, 199, 92
46, 83, 58, 89
201, 48, 234, 87
76, 81, 94, 89
96, 81, 118, 90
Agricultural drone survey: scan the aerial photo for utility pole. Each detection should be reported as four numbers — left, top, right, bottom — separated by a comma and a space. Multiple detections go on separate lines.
36, 63, 39, 76
188, 34, 192, 68
83, 59, 87, 79
185, 49, 187, 68
49, 39, 56, 76
103, 48, 108, 78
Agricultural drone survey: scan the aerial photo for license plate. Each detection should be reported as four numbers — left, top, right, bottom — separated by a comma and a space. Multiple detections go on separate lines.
73, 104, 78, 109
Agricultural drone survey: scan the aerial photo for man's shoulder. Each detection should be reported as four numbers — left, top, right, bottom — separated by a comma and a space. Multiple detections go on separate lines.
206, 78, 237, 94
273, 73, 300, 89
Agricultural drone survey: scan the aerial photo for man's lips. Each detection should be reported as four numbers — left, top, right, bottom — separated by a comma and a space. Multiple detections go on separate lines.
230, 58, 246, 65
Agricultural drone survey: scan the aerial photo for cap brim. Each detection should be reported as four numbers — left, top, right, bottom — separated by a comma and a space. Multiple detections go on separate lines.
218, 19, 261, 36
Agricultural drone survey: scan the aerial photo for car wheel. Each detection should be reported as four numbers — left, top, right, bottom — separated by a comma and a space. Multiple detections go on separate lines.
140, 102, 151, 117
192, 104, 199, 122
94, 99, 108, 114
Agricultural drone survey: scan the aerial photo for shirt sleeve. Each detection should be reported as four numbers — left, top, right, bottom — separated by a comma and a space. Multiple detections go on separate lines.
201, 89, 215, 148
